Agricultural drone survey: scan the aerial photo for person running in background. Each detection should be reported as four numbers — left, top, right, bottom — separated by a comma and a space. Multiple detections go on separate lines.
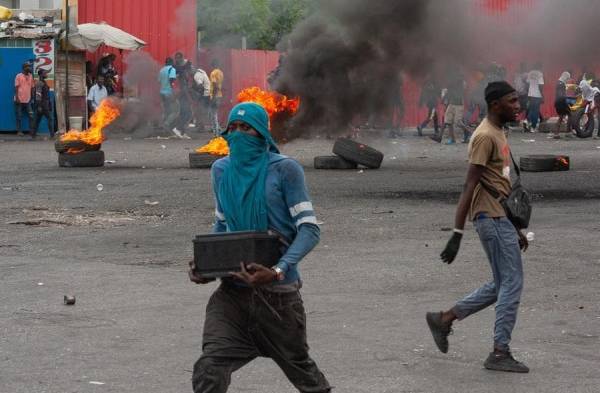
553, 71, 572, 139
158, 57, 178, 133
192, 66, 211, 131
173, 52, 193, 139
31, 69, 54, 140
525, 62, 544, 132
14, 62, 34, 137
209, 59, 224, 136
431, 67, 465, 145
417, 76, 439, 136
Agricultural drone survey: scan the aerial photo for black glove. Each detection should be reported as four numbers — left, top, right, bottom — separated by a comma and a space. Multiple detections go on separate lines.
441, 232, 462, 264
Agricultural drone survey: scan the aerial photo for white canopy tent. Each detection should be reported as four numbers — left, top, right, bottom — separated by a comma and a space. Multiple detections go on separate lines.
64, 22, 146, 52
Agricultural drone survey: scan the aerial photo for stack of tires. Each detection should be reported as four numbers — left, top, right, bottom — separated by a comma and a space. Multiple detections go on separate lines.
520, 154, 570, 172
189, 153, 222, 169
315, 138, 384, 170
55, 140, 105, 167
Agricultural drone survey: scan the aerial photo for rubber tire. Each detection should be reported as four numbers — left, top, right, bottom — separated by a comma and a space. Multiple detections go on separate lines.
332, 138, 384, 169
55, 139, 101, 153
314, 155, 358, 170
520, 154, 569, 172
189, 153, 221, 169
571, 108, 594, 138
58, 150, 105, 167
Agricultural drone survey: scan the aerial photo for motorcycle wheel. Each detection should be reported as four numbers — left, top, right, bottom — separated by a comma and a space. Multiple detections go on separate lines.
571, 108, 595, 138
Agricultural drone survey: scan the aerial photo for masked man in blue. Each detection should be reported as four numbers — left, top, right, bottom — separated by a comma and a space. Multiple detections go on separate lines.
188, 102, 331, 393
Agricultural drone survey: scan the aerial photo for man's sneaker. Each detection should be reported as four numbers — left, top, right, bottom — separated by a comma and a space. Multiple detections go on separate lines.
172, 127, 184, 138
445, 139, 456, 145
429, 135, 442, 143
180, 133, 192, 140
484, 351, 529, 373
188, 123, 196, 128
462, 132, 472, 143
417, 125, 423, 136
426, 312, 452, 353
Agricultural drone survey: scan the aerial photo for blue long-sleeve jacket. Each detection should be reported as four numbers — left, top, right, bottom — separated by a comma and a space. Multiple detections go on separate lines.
211, 153, 319, 285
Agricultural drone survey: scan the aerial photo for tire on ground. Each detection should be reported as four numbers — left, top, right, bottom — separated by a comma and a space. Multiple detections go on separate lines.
332, 138, 384, 169
54, 139, 101, 153
58, 150, 105, 167
189, 153, 221, 169
571, 108, 595, 138
314, 155, 358, 170
520, 154, 570, 172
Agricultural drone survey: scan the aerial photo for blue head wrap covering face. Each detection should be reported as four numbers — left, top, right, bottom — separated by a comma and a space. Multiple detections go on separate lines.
218, 103, 279, 231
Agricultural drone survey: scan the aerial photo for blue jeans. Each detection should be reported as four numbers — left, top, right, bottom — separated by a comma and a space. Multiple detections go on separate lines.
453, 217, 524, 351
527, 97, 542, 128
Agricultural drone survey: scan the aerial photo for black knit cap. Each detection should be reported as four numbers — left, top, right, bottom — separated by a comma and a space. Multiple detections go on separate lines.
485, 81, 516, 104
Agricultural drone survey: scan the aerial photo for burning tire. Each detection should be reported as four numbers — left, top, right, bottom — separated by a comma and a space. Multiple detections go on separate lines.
58, 151, 105, 168
570, 109, 594, 138
520, 154, 570, 172
332, 138, 384, 169
54, 139, 101, 153
189, 153, 221, 169
314, 155, 358, 170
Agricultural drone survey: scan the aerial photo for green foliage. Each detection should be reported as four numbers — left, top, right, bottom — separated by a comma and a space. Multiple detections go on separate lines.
198, 0, 316, 50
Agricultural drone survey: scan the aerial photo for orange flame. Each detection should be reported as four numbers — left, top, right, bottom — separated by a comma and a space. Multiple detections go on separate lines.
237, 87, 300, 120
195, 137, 229, 156
61, 99, 121, 153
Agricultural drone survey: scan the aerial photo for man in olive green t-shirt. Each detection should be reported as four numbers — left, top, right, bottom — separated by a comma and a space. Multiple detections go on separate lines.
426, 81, 531, 373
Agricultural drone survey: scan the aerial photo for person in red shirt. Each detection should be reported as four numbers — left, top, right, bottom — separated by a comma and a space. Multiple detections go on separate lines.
14, 62, 34, 136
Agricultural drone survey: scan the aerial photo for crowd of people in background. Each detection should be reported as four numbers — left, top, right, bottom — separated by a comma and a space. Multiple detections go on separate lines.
415, 61, 600, 144
158, 53, 224, 139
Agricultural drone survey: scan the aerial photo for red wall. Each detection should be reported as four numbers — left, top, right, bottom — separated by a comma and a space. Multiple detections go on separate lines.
78, 0, 197, 77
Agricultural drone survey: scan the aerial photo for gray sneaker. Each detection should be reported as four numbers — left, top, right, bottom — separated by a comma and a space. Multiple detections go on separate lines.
426, 312, 452, 353
484, 351, 529, 373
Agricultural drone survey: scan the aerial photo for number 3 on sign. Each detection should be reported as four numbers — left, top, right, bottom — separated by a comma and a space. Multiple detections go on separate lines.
33, 39, 55, 76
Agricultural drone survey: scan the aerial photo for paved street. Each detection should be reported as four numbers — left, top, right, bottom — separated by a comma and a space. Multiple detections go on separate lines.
1, 131, 599, 393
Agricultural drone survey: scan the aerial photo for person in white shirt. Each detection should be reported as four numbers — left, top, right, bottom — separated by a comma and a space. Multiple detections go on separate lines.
525, 62, 544, 132
192, 67, 211, 130
87, 75, 108, 115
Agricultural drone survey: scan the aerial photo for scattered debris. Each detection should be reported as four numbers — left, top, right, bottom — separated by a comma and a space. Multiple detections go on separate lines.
521, 139, 536, 143
89, 381, 105, 385
64, 295, 76, 305
9, 219, 71, 226
104, 160, 116, 164
440, 227, 452, 232
37, 282, 44, 286
144, 200, 159, 206
372, 210, 394, 215
96, 184, 104, 191
160, 144, 166, 149
526, 232, 535, 242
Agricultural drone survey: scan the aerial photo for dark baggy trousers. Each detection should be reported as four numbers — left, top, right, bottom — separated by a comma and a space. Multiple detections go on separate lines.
192, 283, 331, 393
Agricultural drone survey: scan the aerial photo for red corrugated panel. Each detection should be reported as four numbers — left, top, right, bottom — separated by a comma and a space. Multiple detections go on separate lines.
78, 0, 197, 77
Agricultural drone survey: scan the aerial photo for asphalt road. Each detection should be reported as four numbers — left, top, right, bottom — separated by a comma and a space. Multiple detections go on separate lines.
1, 130, 599, 393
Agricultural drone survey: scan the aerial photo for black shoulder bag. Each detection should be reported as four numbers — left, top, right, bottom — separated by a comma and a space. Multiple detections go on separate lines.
480, 152, 532, 229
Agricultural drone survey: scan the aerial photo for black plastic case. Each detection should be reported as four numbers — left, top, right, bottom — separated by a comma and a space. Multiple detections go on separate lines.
193, 231, 283, 278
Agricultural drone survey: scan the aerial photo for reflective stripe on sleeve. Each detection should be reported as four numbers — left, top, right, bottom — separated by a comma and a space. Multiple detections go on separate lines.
289, 202, 314, 217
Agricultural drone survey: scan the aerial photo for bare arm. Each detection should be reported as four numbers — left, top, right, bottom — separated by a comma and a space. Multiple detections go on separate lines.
454, 163, 486, 230
441, 163, 486, 264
